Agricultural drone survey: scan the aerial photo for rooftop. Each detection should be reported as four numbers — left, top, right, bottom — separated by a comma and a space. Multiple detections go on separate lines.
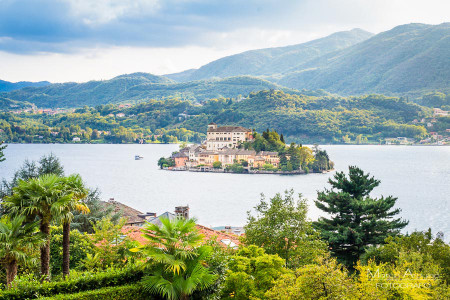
207, 126, 252, 133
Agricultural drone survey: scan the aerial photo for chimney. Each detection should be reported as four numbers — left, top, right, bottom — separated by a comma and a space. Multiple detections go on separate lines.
175, 206, 189, 219
145, 212, 157, 220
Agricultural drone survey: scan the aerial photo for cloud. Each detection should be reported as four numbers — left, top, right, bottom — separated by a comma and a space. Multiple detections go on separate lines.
0, 0, 449, 54
0, 0, 300, 53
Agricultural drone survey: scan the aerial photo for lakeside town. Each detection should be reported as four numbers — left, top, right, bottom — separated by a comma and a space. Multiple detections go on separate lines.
158, 123, 334, 174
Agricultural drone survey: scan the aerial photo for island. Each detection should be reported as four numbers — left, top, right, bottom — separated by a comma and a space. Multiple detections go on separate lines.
158, 123, 334, 174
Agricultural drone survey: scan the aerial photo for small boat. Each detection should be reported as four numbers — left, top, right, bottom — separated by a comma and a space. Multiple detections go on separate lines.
135, 155, 144, 160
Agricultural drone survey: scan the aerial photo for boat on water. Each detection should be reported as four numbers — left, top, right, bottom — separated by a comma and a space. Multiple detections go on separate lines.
135, 155, 144, 160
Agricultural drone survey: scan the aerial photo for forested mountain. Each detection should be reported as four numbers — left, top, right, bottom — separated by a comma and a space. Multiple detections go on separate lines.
278, 23, 450, 96
2, 23, 448, 109
166, 29, 373, 81
166, 23, 450, 97
1, 90, 432, 144
1, 74, 304, 108
0, 97, 33, 110
0, 79, 50, 92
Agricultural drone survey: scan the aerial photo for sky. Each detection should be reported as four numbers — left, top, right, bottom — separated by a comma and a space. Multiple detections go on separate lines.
0, 0, 449, 83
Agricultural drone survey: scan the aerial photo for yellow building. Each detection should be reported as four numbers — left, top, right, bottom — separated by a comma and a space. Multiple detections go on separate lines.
206, 123, 253, 150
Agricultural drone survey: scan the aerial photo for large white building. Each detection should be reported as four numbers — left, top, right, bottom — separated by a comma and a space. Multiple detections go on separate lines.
206, 123, 253, 150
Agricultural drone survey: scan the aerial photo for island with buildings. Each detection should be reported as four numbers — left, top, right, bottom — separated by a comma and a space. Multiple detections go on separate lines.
158, 123, 334, 174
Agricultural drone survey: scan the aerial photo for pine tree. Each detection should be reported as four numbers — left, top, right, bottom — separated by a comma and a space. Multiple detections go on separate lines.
313, 166, 408, 268
0, 141, 6, 163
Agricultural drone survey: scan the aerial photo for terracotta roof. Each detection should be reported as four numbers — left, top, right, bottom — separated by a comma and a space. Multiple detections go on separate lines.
122, 224, 240, 248
172, 152, 189, 158
101, 200, 145, 224
207, 126, 251, 133
258, 151, 278, 156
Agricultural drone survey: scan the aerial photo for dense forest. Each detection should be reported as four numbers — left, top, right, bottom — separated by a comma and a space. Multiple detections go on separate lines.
1, 89, 445, 145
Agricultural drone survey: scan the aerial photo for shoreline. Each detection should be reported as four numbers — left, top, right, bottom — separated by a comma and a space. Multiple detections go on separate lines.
162, 168, 334, 175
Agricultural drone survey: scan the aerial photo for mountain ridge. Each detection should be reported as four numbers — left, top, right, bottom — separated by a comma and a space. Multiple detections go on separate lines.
0, 79, 51, 92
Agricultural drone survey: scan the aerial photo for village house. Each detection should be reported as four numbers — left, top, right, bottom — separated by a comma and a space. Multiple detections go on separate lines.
172, 124, 281, 169
103, 199, 240, 248
172, 151, 189, 168
206, 123, 253, 150
433, 108, 448, 117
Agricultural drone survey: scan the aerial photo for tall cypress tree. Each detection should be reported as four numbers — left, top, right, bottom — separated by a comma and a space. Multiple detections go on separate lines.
313, 166, 408, 268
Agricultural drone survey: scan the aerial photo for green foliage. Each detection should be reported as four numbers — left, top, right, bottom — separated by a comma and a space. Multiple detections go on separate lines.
361, 229, 450, 284
3, 74, 292, 107
314, 166, 409, 268
157, 157, 175, 169
420, 92, 450, 108
85, 217, 141, 271
138, 217, 217, 300
0, 216, 45, 287
212, 161, 222, 169
243, 129, 285, 152
265, 256, 359, 300
39, 284, 151, 300
0, 266, 145, 299
221, 245, 286, 299
311, 149, 333, 172
244, 190, 327, 269
49, 228, 95, 275
0, 142, 6, 163
225, 163, 244, 173
0, 88, 432, 145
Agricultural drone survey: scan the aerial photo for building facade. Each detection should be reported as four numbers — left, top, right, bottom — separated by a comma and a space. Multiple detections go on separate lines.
206, 123, 253, 150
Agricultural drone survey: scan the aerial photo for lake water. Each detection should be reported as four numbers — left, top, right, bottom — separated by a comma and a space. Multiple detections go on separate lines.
1, 144, 449, 240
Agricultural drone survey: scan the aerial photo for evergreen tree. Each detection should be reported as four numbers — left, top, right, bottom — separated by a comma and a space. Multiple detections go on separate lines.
0, 141, 6, 163
313, 166, 408, 268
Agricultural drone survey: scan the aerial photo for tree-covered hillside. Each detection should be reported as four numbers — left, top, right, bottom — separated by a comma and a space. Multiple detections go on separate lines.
166, 29, 373, 81
277, 23, 450, 96
0, 79, 50, 92
183, 90, 429, 143
1, 75, 303, 108
0, 90, 432, 144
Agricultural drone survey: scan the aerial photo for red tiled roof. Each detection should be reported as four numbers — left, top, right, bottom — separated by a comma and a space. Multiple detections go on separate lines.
122, 224, 240, 248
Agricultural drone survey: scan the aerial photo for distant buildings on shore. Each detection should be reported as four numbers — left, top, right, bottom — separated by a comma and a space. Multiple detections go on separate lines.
171, 123, 281, 170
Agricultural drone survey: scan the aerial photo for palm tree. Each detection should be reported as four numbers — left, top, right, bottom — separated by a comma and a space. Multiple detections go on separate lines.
55, 174, 89, 278
0, 215, 45, 287
4, 174, 71, 281
136, 217, 217, 300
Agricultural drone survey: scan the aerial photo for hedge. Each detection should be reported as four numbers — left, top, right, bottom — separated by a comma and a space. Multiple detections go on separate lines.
0, 266, 145, 300
39, 284, 154, 300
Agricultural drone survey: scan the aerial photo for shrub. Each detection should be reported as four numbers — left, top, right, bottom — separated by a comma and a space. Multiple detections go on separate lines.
0, 266, 145, 300
262, 163, 275, 171
39, 284, 152, 300
212, 161, 222, 169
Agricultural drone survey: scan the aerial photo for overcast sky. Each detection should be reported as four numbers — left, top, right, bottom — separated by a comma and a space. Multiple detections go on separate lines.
0, 0, 448, 83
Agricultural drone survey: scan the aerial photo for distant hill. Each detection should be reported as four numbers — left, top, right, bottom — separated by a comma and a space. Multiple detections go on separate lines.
166, 29, 373, 81
0, 97, 34, 110
278, 23, 450, 96
1, 74, 309, 108
0, 79, 50, 92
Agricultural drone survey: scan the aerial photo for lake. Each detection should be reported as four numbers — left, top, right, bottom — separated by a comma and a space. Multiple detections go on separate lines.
1, 144, 449, 240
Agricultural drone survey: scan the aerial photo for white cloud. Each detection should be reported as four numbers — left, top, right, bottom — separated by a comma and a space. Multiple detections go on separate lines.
67, 0, 160, 25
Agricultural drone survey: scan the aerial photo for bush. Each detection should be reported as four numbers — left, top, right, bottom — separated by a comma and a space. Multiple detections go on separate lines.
212, 161, 222, 169
0, 266, 145, 300
39, 284, 152, 300
262, 163, 275, 171
226, 163, 244, 173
